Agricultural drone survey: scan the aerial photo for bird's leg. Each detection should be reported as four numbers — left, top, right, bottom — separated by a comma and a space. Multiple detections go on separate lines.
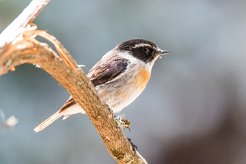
114, 115, 131, 130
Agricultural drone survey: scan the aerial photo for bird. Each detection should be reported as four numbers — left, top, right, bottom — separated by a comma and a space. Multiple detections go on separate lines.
34, 39, 170, 132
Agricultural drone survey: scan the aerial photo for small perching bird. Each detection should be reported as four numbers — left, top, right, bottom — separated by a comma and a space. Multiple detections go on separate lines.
34, 39, 170, 132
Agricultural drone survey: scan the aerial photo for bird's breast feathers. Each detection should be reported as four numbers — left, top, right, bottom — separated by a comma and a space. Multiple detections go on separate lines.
133, 67, 150, 90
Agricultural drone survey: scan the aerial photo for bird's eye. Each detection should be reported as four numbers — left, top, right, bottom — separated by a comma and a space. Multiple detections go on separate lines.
144, 48, 150, 55
143, 47, 153, 57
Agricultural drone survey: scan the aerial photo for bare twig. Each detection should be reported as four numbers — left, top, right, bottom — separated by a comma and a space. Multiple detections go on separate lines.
0, 0, 50, 48
0, 1, 147, 163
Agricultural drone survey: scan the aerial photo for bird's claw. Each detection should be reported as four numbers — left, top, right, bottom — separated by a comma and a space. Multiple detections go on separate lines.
115, 115, 131, 130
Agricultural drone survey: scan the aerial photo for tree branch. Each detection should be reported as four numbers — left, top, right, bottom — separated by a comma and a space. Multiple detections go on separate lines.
0, 1, 147, 163
0, 0, 50, 48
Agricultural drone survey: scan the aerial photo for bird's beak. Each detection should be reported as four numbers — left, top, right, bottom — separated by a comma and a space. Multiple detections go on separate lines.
157, 48, 170, 56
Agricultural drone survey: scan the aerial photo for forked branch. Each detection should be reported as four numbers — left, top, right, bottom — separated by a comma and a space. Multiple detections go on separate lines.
0, 0, 147, 163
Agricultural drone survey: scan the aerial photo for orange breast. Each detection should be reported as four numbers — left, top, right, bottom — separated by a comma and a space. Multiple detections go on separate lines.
133, 67, 150, 90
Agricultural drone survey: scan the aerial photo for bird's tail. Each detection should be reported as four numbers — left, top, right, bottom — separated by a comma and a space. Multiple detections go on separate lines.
34, 111, 62, 132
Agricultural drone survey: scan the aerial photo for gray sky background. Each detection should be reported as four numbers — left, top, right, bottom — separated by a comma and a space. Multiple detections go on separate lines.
1, 0, 246, 164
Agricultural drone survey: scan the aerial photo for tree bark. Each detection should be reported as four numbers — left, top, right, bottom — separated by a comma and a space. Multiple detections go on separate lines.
0, 0, 147, 163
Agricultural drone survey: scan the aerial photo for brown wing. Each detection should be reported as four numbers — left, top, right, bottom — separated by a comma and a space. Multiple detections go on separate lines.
59, 97, 76, 112
87, 55, 129, 86
59, 55, 129, 112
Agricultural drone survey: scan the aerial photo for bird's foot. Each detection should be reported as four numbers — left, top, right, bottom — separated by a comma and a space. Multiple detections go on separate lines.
115, 115, 131, 130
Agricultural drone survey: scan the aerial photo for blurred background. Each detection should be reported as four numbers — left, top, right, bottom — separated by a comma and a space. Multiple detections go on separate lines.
1, 0, 246, 163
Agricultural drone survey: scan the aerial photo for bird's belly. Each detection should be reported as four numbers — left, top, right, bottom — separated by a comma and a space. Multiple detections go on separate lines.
97, 67, 150, 113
